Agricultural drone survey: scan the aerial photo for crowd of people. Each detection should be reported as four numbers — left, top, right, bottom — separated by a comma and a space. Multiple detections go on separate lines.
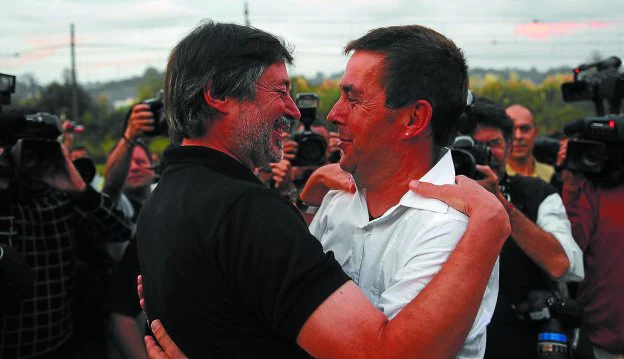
1, 19, 622, 359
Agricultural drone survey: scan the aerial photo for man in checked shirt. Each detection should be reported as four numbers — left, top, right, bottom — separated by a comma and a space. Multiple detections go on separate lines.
0, 144, 133, 359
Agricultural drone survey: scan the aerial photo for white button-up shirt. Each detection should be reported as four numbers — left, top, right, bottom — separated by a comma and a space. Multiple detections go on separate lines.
310, 150, 499, 358
533, 193, 584, 281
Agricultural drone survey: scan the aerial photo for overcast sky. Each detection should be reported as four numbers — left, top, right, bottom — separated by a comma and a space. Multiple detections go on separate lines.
2, 0, 623, 85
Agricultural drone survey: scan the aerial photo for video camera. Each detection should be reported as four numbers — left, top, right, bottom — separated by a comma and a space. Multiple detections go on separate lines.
290, 93, 327, 166
450, 136, 492, 179
561, 56, 624, 187
0, 73, 65, 181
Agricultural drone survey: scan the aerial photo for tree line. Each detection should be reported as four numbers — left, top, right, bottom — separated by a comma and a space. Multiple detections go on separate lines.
7, 68, 596, 168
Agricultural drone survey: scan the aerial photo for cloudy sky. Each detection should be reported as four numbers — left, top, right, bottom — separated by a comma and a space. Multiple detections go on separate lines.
2, 0, 623, 85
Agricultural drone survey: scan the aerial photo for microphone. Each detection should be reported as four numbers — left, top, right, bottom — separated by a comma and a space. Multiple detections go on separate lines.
577, 56, 621, 72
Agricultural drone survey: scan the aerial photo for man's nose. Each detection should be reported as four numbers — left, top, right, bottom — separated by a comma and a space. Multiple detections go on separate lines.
327, 99, 346, 127
129, 160, 141, 171
284, 94, 301, 121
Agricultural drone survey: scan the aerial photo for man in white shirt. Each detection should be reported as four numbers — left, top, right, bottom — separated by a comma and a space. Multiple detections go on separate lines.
307, 26, 498, 358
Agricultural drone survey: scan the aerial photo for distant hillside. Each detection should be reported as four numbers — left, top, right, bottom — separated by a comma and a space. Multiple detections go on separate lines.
77, 66, 574, 106
84, 76, 145, 107
469, 66, 573, 84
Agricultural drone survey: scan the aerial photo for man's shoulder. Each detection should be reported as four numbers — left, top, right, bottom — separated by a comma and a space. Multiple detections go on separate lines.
534, 160, 555, 182
159, 163, 267, 198
400, 206, 469, 237
323, 189, 355, 205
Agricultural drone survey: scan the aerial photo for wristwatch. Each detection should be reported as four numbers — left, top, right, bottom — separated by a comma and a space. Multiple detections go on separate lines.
296, 196, 319, 215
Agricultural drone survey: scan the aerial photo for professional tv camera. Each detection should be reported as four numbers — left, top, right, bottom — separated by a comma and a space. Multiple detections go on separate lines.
0, 73, 65, 186
561, 56, 624, 187
291, 93, 327, 166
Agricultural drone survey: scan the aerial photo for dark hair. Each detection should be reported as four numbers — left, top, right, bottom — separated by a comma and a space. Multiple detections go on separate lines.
470, 98, 513, 143
344, 25, 468, 151
164, 20, 293, 144
133, 139, 153, 165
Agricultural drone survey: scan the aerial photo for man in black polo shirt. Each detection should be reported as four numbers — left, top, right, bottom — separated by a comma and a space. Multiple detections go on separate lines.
137, 21, 509, 358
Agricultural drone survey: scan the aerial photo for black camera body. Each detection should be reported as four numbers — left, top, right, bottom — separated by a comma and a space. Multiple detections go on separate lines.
563, 115, 624, 174
514, 290, 582, 359
0, 109, 64, 178
291, 93, 327, 166
561, 57, 624, 187
1, 73, 68, 185
140, 90, 168, 137
450, 136, 492, 179
561, 56, 624, 116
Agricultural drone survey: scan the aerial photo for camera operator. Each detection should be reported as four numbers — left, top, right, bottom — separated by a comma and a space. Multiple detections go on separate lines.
463, 99, 584, 358
0, 142, 133, 358
505, 104, 556, 183
555, 55, 624, 358
559, 138, 624, 359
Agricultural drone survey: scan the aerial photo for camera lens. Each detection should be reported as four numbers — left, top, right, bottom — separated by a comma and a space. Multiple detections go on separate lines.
581, 146, 604, 169
450, 149, 476, 178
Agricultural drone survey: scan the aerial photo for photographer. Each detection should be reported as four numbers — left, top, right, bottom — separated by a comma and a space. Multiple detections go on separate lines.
559, 139, 624, 359
463, 99, 584, 358
104, 103, 155, 210
0, 142, 133, 358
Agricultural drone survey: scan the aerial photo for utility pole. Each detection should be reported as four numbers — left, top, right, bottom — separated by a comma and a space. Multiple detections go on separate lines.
70, 23, 79, 122
244, 2, 250, 26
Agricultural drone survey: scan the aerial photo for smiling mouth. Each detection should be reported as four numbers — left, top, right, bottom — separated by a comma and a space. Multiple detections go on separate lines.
273, 117, 291, 133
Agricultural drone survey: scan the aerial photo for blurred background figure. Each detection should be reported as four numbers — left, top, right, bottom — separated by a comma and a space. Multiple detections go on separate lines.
506, 104, 556, 183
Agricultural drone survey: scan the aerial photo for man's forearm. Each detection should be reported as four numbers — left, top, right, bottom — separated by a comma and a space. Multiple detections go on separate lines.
103, 139, 132, 201
508, 207, 570, 279
377, 208, 507, 358
111, 313, 149, 359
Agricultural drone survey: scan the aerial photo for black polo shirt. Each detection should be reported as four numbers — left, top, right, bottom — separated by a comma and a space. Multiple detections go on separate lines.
137, 146, 349, 358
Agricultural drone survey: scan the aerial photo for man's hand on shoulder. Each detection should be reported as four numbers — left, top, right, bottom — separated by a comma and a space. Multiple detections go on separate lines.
299, 163, 355, 206
410, 175, 511, 242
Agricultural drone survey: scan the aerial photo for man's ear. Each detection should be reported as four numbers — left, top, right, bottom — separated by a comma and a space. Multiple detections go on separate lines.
203, 84, 231, 114
401, 100, 433, 140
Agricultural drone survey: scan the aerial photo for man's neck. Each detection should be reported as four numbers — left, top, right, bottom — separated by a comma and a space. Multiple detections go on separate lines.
508, 156, 536, 176
357, 149, 433, 219
181, 137, 252, 169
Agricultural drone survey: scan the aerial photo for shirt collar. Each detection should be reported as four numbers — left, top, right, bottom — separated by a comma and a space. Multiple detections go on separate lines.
163, 145, 264, 185
396, 148, 455, 213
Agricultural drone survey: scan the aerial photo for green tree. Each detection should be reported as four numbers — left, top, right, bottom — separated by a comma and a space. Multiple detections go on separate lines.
136, 67, 165, 101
